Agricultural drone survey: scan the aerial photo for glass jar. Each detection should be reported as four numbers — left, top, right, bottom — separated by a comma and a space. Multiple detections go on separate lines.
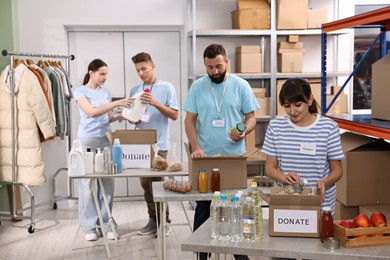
320, 207, 334, 242
198, 168, 208, 193
211, 168, 221, 192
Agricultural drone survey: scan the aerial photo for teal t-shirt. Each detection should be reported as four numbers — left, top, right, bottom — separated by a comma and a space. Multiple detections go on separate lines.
183, 74, 260, 156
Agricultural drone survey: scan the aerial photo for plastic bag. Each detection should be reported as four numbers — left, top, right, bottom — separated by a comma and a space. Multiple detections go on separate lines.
152, 144, 168, 171
167, 143, 183, 172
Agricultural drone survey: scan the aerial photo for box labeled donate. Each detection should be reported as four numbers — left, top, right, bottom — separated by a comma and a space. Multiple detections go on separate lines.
107, 130, 156, 168
269, 187, 321, 237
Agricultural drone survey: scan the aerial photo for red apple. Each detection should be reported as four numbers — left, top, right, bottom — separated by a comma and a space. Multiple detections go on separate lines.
339, 220, 356, 229
353, 213, 370, 228
370, 212, 387, 227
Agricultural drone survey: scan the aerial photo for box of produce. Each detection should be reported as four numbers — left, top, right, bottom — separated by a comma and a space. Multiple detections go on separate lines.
333, 212, 390, 248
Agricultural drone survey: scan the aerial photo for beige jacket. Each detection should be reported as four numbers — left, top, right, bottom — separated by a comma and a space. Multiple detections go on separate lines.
0, 64, 56, 186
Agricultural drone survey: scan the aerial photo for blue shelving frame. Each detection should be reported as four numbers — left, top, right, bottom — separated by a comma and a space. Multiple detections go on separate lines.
320, 6, 390, 139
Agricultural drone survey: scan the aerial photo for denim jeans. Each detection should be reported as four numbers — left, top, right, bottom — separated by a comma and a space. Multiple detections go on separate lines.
78, 137, 116, 234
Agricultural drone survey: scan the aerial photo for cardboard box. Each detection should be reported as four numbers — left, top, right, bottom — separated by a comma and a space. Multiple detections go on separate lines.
252, 87, 266, 98
338, 132, 390, 206
307, 8, 328, 29
335, 200, 359, 221
245, 130, 256, 151
255, 97, 270, 117
278, 42, 304, 49
288, 35, 299, 43
269, 187, 321, 237
107, 130, 157, 168
326, 94, 348, 114
277, 0, 308, 30
236, 45, 262, 73
359, 205, 390, 223
185, 143, 256, 190
278, 48, 306, 54
232, 0, 270, 29
278, 52, 304, 73
372, 53, 390, 121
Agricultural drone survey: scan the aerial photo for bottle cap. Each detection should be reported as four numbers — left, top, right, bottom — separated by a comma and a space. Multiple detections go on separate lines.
322, 206, 332, 212
114, 138, 120, 145
212, 168, 219, 172
220, 195, 227, 200
232, 196, 239, 201
86, 148, 92, 152
251, 181, 257, 187
302, 179, 308, 185
200, 167, 206, 171
237, 190, 244, 195
214, 191, 221, 196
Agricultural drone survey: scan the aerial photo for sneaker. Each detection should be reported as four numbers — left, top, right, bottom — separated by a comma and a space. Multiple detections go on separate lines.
155, 225, 172, 238
138, 218, 157, 235
165, 226, 172, 237
85, 233, 98, 241
107, 232, 117, 240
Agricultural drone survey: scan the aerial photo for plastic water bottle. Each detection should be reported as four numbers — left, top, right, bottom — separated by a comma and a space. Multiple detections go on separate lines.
95, 148, 104, 173
112, 138, 123, 173
278, 178, 308, 195
209, 191, 220, 239
121, 90, 148, 123
84, 148, 94, 174
230, 196, 243, 243
217, 195, 230, 241
247, 181, 263, 240
242, 196, 256, 242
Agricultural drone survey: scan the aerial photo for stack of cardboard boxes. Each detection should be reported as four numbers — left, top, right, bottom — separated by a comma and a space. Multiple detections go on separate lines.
231, 0, 270, 29
336, 132, 390, 222
278, 35, 305, 73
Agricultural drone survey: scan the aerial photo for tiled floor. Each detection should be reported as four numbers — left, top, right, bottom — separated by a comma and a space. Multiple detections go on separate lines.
0, 199, 270, 260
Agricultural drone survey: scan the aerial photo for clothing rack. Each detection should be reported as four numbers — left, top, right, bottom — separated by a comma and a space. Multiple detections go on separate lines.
0, 49, 75, 233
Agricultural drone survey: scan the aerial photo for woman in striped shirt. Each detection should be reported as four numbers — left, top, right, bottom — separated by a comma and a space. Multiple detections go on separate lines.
262, 78, 344, 215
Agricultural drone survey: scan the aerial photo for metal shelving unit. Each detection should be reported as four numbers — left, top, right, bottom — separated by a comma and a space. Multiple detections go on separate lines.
321, 6, 390, 139
187, 0, 343, 119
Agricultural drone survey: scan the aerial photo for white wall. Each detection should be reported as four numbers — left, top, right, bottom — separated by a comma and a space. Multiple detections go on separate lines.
12, 0, 186, 206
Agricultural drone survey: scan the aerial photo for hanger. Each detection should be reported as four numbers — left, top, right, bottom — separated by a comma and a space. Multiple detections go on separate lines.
13, 59, 22, 68
26, 59, 35, 65
38, 60, 47, 68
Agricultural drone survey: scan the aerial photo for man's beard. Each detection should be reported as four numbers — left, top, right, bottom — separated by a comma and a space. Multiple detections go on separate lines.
208, 70, 227, 84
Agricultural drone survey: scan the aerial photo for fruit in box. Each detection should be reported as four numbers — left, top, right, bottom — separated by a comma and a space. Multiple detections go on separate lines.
338, 220, 356, 229
353, 213, 370, 228
370, 212, 387, 227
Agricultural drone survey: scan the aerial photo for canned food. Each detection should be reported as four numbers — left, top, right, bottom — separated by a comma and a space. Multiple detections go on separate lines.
323, 237, 340, 250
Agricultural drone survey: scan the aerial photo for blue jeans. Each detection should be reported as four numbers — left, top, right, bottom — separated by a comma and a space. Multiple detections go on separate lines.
78, 137, 116, 234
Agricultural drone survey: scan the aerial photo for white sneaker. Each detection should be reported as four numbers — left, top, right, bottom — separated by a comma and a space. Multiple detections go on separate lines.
165, 226, 172, 237
107, 232, 118, 240
85, 233, 98, 241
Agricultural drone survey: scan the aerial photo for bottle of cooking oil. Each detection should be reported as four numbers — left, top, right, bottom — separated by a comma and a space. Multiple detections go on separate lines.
242, 196, 255, 242
247, 181, 263, 240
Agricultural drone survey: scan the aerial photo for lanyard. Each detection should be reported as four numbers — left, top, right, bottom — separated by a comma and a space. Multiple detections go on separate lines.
211, 74, 230, 118
142, 78, 157, 93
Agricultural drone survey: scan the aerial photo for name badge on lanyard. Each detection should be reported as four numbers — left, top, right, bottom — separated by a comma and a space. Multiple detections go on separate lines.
212, 118, 225, 128
300, 143, 316, 155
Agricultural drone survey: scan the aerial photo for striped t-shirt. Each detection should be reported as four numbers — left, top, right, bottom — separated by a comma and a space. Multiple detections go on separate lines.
262, 114, 344, 214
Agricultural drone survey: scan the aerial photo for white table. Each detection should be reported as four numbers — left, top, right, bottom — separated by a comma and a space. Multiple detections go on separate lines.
152, 181, 271, 260
182, 219, 390, 260
70, 168, 188, 258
